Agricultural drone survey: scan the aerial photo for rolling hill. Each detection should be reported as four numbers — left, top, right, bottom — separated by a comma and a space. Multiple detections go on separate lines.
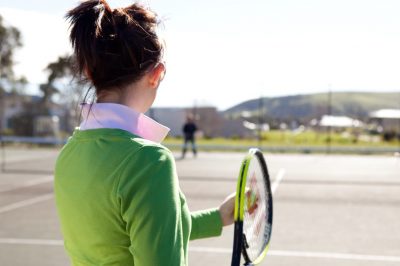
223, 92, 400, 121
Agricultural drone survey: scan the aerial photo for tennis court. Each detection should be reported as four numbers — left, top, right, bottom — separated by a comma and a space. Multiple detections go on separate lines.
0, 147, 400, 265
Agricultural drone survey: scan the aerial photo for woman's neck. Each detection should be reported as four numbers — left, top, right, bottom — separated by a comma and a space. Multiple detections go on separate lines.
96, 79, 154, 113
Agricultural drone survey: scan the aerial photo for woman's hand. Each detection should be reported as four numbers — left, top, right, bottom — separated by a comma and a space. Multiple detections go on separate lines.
219, 192, 236, 226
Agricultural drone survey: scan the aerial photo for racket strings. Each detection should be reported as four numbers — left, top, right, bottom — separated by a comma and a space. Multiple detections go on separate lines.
242, 157, 270, 261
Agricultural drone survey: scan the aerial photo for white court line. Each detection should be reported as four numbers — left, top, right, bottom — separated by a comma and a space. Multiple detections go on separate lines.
1, 238, 400, 263
0, 238, 63, 246
0, 193, 53, 214
1, 154, 54, 164
0, 176, 53, 193
189, 246, 400, 263
268, 250, 400, 262
271, 168, 286, 194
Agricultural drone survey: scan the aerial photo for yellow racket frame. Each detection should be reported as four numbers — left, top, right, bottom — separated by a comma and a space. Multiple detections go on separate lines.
233, 148, 272, 265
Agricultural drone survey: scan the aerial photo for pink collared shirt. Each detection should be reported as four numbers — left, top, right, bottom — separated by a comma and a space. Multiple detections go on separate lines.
79, 103, 170, 143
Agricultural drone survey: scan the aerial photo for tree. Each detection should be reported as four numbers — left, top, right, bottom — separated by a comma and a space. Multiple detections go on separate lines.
40, 55, 75, 109
0, 15, 22, 82
40, 55, 83, 132
0, 15, 25, 133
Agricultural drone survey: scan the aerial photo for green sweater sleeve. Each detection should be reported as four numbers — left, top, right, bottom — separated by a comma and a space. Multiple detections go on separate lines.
190, 208, 223, 240
117, 145, 186, 266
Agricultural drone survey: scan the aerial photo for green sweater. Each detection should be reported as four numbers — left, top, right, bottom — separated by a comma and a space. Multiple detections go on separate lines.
55, 128, 222, 265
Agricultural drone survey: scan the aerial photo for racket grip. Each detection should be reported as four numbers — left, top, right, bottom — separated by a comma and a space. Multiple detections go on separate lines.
231, 222, 243, 266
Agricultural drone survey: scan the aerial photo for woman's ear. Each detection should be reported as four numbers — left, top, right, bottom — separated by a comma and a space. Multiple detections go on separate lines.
148, 63, 166, 88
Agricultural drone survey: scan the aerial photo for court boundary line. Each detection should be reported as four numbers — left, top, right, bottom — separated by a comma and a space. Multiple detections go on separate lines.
0, 175, 53, 193
0, 238, 63, 246
189, 246, 400, 262
1, 152, 56, 164
1, 238, 399, 263
271, 168, 286, 194
0, 193, 54, 214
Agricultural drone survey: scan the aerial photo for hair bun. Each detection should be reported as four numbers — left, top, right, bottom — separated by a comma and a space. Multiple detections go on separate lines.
66, 1, 163, 91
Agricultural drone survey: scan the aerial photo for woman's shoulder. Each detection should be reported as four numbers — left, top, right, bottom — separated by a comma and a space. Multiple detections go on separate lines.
117, 136, 177, 191
130, 137, 173, 162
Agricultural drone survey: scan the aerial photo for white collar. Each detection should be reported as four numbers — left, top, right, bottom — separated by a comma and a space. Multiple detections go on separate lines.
79, 103, 170, 143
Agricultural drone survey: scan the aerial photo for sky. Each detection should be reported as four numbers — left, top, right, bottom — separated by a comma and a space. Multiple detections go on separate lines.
1, 0, 400, 110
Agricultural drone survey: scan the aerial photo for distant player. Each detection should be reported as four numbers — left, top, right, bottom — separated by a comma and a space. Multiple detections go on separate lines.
182, 114, 198, 158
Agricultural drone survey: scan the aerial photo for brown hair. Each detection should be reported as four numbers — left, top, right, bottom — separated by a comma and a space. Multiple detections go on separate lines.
66, 0, 163, 93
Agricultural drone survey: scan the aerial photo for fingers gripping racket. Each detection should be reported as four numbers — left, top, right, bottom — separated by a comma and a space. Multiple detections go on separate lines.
231, 148, 273, 266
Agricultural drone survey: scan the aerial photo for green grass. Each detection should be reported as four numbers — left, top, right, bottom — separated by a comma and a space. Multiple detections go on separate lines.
164, 130, 399, 148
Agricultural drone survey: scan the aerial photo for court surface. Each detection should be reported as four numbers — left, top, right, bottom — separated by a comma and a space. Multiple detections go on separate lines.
0, 148, 400, 266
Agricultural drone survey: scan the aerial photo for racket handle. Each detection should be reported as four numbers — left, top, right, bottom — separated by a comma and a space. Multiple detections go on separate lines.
231, 222, 243, 266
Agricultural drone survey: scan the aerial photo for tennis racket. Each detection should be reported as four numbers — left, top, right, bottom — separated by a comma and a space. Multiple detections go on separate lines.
231, 148, 273, 266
